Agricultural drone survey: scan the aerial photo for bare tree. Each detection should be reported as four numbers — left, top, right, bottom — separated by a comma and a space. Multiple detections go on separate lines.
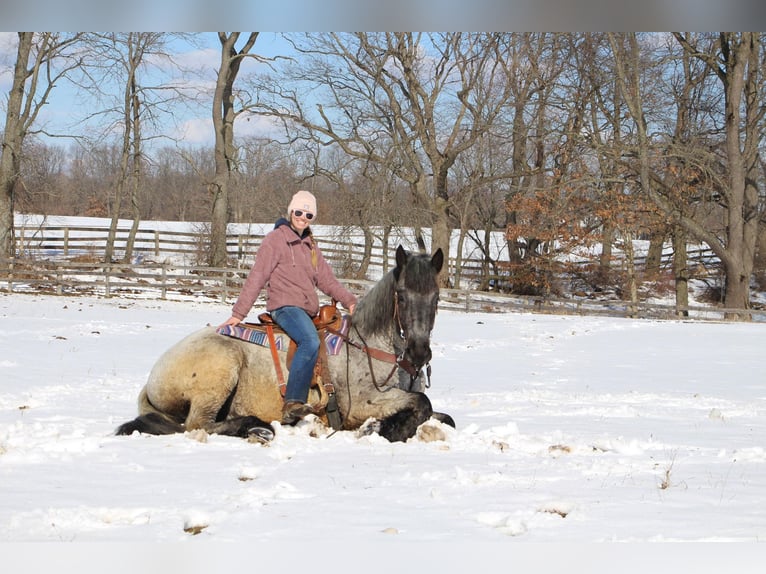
0, 32, 82, 258
606, 33, 765, 318
209, 32, 259, 267
17, 139, 67, 215
72, 33, 193, 263
248, 32, 516, 285
670, 33, 764, 316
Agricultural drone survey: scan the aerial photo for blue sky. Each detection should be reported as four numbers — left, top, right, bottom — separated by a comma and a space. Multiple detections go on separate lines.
1, 32, 292, 150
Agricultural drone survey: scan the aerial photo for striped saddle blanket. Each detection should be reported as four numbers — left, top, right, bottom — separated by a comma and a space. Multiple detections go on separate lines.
216, 314, 351, 356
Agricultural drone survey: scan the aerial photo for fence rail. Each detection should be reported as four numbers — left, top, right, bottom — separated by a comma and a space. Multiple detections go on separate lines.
16, 224, 269, 265
2, 258, 762, 323
14, 221, 724, 281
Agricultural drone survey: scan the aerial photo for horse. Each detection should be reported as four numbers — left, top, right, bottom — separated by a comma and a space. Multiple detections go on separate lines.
115, 245, 454, 443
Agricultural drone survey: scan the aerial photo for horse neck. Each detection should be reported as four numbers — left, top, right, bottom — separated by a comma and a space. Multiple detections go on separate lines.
351, 272, 398, 350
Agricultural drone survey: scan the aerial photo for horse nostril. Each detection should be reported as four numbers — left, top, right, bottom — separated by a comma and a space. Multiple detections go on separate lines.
407, 341, 432, 367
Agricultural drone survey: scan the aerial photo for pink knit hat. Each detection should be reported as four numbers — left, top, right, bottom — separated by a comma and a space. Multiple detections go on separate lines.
288, 190, 317, 217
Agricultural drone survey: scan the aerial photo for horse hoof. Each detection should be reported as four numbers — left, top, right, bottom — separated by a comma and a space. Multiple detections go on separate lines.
356, 418, 381, 438
247, 427, 275, 444
432, 412, 456, 428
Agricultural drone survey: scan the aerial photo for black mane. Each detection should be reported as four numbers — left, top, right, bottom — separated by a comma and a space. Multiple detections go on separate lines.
353, 268, 397, 336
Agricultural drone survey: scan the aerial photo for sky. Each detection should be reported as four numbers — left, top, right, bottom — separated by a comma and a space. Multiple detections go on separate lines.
6, 26, 766, 152
0, 32, 290, 149
2, 284, 766, 571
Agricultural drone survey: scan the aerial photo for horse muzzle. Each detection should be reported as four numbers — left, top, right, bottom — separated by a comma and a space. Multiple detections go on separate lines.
405, 339, 432, 372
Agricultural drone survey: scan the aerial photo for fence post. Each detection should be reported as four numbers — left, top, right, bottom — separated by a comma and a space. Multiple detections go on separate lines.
161, 263, 167, 299
155, 230, 160, 256
63, 227, 69, 257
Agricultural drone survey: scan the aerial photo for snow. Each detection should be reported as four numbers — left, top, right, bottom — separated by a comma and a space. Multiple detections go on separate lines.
2, 291, 766, 571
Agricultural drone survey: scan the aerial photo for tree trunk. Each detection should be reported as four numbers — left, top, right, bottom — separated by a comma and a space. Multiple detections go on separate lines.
357, 225, 374, 279
453, 228, 465, 289
210, 32, 258, 268
430, 185, 452, 288
105, 64, 134, 264
672, 226, 689, 317
670, 32, 760, 320
0, 33, 33, 259
623, 231, 639, 317
599, 223, 614, 283
645, 231, 665, 277
123, 78, 143, 264
382, 224, 391, 275
721, 35, 758, 319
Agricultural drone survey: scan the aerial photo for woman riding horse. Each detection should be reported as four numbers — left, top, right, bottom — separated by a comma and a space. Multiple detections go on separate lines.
116, 241, 451, 443
218, 190, 357, 425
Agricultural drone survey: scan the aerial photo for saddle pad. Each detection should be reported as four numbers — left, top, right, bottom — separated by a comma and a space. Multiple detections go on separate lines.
217, 313, 351, 356
324, 313, 351, 355
216, 324, 287, 350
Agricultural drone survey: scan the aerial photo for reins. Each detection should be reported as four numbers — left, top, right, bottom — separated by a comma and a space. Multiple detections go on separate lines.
325, 292, 431, 393
325, 324, 404, 392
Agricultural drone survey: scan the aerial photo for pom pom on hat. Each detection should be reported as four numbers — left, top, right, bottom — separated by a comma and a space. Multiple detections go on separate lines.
288, 190, 317, 217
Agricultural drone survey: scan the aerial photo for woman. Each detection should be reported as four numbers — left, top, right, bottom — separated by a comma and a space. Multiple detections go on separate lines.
218, 190, 357, 425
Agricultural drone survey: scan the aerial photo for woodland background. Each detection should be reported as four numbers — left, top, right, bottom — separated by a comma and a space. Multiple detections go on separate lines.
2, 33, 765, 318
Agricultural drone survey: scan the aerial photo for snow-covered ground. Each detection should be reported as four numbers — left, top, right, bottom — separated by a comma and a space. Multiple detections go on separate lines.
2, 291, 765, 570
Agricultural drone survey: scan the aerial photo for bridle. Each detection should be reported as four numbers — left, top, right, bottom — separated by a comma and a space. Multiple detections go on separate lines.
326, 292, 433, 393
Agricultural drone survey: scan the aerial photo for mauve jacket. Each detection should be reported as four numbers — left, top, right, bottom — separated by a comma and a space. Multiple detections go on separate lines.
231, 219, 357, 320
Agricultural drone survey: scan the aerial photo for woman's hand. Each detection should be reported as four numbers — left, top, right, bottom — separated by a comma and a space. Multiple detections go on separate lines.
217, 316, 242, 330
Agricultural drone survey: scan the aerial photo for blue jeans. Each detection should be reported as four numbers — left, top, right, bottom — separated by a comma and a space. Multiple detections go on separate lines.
271, 306, 320, 404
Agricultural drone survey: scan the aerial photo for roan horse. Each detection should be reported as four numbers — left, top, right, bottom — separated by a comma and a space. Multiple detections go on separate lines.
116, 245, 454, 443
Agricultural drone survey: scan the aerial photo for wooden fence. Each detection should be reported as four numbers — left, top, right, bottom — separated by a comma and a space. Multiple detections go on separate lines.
5, 220, 761, 322
11, 221, 723, 285
2, 257, 762, 322
14, 223, 387, 266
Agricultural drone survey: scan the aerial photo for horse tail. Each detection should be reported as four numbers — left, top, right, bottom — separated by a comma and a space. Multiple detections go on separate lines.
115, 412, 185, 436
114, 386, 185, 436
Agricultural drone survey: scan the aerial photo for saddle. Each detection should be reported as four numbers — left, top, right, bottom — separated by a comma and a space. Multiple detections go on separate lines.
250, 302, 342, 420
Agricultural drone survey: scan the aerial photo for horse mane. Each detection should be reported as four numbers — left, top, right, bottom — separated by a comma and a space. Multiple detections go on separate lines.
353, 250, 439, 336
353, 268, 397, 336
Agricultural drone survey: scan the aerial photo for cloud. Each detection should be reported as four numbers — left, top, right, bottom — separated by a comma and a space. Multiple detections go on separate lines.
173, 112, 284, 147
175, 117, 214, 145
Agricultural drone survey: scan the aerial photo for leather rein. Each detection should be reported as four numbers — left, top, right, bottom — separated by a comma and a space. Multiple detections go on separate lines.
325, 295, 432, 392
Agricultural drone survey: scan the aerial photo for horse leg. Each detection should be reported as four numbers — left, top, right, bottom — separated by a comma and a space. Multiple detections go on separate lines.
115, 386, 186, 436
115, 412, 185, 435
374, 393, 433, 443
182, 391, 275, 443
206, 416, 275, 443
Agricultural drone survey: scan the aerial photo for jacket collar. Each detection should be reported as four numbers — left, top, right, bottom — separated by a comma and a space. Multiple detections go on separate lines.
275, 217, 311, 240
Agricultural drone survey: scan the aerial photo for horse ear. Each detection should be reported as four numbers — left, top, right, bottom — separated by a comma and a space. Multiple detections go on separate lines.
395, 245, 408, 271
431, 248, 444, 273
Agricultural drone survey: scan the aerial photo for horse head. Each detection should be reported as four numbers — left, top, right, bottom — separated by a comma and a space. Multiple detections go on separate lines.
392, 245, 443, 373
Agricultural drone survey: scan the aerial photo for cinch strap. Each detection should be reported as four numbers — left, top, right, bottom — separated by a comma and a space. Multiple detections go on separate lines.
266, 325, 286, 396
